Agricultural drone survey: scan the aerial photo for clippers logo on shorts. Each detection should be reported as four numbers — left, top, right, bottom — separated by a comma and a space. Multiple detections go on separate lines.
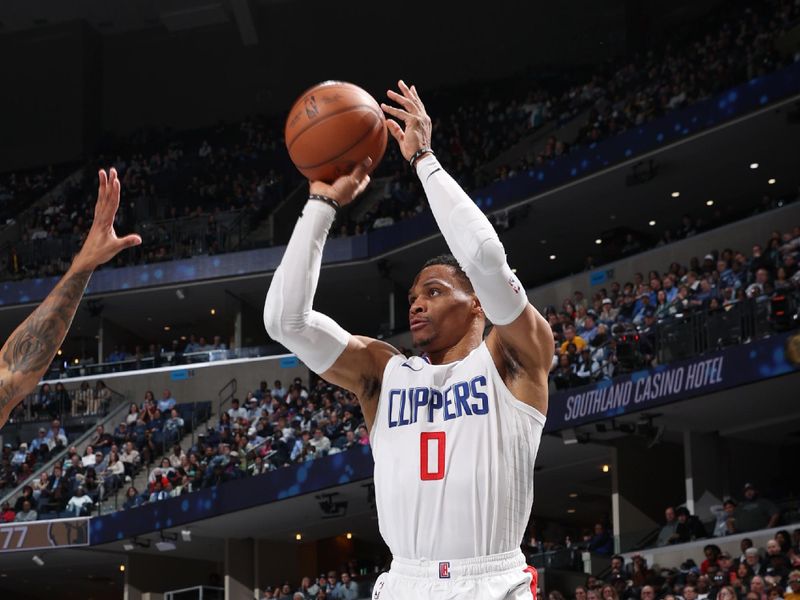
439, 561, 451, 579
508, 276, 521, 294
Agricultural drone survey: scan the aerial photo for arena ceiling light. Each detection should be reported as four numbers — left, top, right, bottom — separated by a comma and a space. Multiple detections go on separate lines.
567, 508, 576, 514
549, 254, 556, 260
595, 239, 602, 245
750, 162, 759, 169
768, 178, 776, 185
648, 220, 656, 226
671, 191, 680, 198
706, 200, 714, 206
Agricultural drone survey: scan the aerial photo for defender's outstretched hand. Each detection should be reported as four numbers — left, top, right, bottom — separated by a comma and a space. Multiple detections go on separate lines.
309, 158, 373, 208
73, 168, 142, 271
381, 80, 432, 163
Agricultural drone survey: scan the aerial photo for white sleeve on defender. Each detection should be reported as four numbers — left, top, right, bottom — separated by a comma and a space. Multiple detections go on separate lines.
263, 200, 350, 374
416, 154, 528, 325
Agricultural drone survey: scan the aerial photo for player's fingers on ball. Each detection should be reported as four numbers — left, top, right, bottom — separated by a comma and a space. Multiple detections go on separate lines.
385, 119, 404, 140
387, 89, 415, 111
380, 103, 410, 121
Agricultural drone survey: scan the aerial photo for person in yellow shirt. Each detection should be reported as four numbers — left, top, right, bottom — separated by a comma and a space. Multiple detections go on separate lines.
560, 324, 587, 354
786, 571, 800, 600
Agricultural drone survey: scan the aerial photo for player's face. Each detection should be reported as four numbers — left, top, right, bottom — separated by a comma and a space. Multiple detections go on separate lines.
408, 265, 479, 351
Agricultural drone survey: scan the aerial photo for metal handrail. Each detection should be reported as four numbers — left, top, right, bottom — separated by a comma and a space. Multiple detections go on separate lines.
216, 378, 237, 421
0, 391, 131, 506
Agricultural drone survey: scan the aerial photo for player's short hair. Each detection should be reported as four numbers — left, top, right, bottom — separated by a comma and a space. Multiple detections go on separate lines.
419, 254, 473, 293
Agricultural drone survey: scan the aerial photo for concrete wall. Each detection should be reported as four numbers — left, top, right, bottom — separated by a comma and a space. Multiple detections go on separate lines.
621, 525, 793, 571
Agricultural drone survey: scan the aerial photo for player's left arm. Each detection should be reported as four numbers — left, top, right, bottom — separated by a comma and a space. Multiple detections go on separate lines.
0, 169, 141, 428
383, 81, 553, 415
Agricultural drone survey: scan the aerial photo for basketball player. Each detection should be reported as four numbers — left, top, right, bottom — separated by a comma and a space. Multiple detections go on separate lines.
0, 169, 141, 428
264, 81, 552, 599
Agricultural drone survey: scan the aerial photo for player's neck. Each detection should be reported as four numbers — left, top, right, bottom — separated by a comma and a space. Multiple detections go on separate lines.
426, 328, 483, 365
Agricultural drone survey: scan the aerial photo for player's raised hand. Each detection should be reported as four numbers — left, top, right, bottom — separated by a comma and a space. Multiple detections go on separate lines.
73, 168, 142, 271
381, 80, 432, 163
309, 157, 372, 208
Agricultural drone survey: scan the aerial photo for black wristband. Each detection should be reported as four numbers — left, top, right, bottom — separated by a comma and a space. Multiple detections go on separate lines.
409, 147, 434, 169
308, 194, 340, 211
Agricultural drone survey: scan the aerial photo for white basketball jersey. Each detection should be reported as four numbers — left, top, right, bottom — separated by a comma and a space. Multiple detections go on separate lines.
371, 341, 546, 560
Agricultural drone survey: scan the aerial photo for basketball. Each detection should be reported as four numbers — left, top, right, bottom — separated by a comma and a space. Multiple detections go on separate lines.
284, 81, 388, 183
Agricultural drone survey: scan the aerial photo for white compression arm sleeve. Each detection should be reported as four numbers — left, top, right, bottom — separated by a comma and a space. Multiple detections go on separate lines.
416, 154, 528, 325
263, 200, 350, 374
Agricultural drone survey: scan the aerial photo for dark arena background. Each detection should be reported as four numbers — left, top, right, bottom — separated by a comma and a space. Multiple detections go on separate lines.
0, 0, 799, 598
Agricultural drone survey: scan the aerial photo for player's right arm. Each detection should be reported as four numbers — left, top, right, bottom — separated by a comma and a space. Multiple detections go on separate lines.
263, 161, 400, 429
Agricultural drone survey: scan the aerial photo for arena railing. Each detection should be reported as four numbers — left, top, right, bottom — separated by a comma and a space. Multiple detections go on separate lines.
48, 345, 281, 379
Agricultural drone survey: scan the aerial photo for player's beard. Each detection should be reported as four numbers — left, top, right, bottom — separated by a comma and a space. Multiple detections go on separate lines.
414, 336, 433, 348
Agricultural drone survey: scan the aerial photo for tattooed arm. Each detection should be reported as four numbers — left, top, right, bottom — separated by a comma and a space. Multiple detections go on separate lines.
0, 168, 141, 428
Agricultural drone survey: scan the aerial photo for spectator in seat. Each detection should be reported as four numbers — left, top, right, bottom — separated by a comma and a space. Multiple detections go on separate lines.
1, 501, 14, 523
14, 499, 37, 522
700, 545, 720, 575
751, 576, 767, 600
712, 499, 738, 537
92, 425, 114, 454
765, 539, 791, 588
785, 571, 800, 600
11, 443, 28, 467
14, 485, 34, 512
73, 381, 93, 417
94, 380, 111, 413
717, 552, 735, 583
45, 419, 67, 447
576, 348, 601, 384
29, 427, 50, 459
227, 398, 248, 421
736, 483, 780, 532
164, 409, 185, 444
560, 324, 587, 354
658, 507, 678, 546
149, 480, 170, 502
126, 402, 140, 426
158, 389, 177, 413
587, 522, 613, 555
334, 572, 359, 600
65, 486, 93, 516
672, 507, 707, 544
122, 486, 144, 510
120, 441, 141, 477
271, 380, 286, 401
357, 425, 369, 446
35, 383, 55, 418
310, 428, 331, 458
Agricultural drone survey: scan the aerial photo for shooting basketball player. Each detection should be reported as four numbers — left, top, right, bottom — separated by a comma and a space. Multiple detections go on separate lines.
264, 80, 552, 599
0, 169, 141, 429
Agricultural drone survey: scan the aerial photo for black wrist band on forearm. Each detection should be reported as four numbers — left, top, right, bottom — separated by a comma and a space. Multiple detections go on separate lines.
409, 147, 434, 169
308, 194, 340, 211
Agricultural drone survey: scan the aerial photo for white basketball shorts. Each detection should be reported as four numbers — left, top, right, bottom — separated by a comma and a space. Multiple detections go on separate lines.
371, 549, 538, 600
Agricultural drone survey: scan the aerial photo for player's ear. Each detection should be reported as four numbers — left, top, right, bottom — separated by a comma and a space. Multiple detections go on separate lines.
471, 294, 484, 317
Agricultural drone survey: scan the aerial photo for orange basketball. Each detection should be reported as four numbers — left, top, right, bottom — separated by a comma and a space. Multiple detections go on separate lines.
285, 81, 388, 183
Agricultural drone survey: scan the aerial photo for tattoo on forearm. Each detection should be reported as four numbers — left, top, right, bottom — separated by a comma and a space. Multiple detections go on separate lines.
0, 270, 91, 413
